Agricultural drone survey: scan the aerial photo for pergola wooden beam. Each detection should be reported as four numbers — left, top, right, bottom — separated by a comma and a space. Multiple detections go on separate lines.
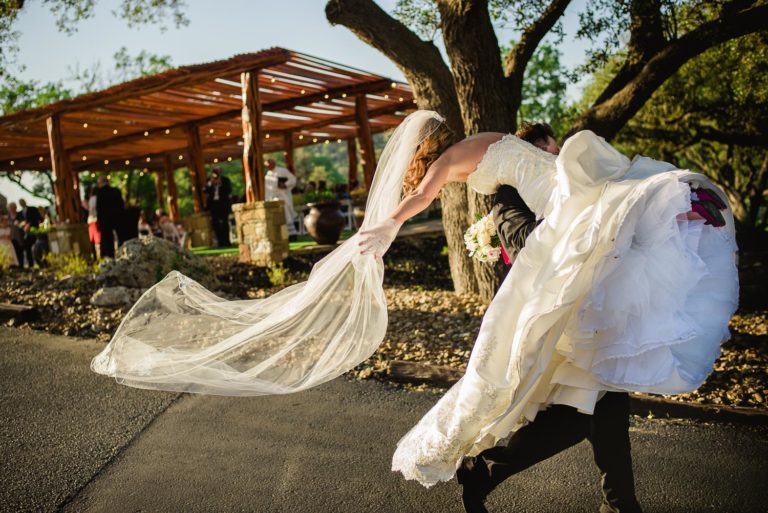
164, 154, 180, 221
355, 94, 376, 190
283, 132, 295, 174
46, 114, 80, 223
154, 170, 164, 211
184, 124, 207, 213
61, 79, 396, 158
0, 49, 291, 128
60, 103, 407, 173
347, 138, 358, 183
241, 70, 264, 203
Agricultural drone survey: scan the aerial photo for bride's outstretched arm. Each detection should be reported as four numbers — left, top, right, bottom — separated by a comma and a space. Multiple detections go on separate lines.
358, 133, 504, 257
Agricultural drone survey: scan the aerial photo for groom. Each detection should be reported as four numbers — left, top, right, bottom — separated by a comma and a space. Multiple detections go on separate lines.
456, 122, 643, 513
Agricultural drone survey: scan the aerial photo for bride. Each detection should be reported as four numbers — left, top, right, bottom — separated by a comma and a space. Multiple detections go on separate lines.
92, 110, 738, 487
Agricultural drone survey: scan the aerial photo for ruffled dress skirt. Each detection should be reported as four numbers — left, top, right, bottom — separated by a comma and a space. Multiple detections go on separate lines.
392, 169, 739, 486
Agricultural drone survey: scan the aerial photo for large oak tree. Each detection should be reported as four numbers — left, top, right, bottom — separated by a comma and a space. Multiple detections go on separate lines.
326, 0, 768, 301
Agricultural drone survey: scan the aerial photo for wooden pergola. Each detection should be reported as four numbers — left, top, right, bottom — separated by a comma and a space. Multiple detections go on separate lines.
0, 47, 415, 223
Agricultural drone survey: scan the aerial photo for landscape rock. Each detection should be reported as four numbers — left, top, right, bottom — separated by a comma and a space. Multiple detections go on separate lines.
96, 237, 218, 290
90, 286, 131, 307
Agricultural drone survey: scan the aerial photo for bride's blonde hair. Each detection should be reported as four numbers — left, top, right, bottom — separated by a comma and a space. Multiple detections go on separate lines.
402, 119, 455, 196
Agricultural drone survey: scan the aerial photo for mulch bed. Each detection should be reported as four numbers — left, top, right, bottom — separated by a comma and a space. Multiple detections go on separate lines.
0, 235, 765, 410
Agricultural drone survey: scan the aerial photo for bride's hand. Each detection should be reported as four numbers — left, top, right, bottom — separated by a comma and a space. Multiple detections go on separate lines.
358, 218, 403, 257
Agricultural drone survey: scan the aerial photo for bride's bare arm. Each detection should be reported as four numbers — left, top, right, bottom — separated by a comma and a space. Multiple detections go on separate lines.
388, 132, 505, 224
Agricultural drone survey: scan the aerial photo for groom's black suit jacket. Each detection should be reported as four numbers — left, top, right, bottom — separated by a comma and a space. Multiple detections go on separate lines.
492, 185, 541, 264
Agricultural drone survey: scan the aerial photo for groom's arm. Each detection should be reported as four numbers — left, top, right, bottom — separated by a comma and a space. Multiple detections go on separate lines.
492, 185, 541, 260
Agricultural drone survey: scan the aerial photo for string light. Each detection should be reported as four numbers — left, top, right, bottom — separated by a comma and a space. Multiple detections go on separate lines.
336, 139, 342, 143
10, 160, 14, 165
227, 157, 232, 162
209, 128, 214, 134
384, 94, 389, 99
165, 129, 170, 134
391, 82, 397, 88
113, 129, 118, 135
298, 135, 304, 140
312, 137, 318, 143
225, 131, 231, 137
107, 174, 112, 180
270, 77, 276, 83
399, 97, 404, 102
146, 157, 151, 162
178, 155, 183, 160
265, 133, 270, 139
341, 93, 347, 98
125, 160, 130, 165
82, 156, 87, 161
104, 159, 109, 165
38, 156, 44, 161
324, 140, 329, 144
300, 89, 306, 94
143, 131, 149, 136
324, 94, 330, 99
213, 158, 219, 163
89, 172, 95, 177
83, 122, 88, 128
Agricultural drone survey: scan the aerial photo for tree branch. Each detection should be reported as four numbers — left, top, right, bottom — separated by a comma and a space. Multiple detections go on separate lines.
325, 0, 463, 135
570, 1, 768, 139
437, 0, 514, 133
625, 124, 768, 147
503, 0, 571, 114
591, 0, 666, 106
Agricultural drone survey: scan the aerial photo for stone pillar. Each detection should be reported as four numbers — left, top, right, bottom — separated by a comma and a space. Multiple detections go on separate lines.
232, 201, 288, 266
181, 212, 214, 248
48, 223, 91, 258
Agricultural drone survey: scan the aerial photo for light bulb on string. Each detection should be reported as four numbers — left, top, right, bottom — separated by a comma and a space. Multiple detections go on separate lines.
144, 131, 149, 136
113, 129, 118, 135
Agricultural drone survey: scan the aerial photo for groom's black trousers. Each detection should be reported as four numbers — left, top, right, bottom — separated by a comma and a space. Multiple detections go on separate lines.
459, 392, 641, 513
482, 186, 642, 512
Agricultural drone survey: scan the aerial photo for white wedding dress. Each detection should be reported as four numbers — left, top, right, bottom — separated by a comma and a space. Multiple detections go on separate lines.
89, 110, 738, 490
391, 130, 739, 486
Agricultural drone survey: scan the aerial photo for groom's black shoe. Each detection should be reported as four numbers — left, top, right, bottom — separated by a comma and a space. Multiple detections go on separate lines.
456, 457, 490, 513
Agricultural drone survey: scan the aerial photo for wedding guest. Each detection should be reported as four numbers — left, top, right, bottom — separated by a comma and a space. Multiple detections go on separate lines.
86, 187, 101, 259
19, 199, 40, 267
265, 159, 297, 239
7, 203, 24, 267
205, 166, 233, 247
0, 213, 20, 268
95, 176, 124, 258
138, 210, 153, 237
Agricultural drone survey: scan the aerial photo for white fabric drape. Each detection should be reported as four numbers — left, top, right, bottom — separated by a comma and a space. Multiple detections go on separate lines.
90, 110, 446, 395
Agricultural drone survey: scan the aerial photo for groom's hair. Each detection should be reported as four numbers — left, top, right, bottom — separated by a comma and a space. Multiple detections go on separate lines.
516, 122, 556, 146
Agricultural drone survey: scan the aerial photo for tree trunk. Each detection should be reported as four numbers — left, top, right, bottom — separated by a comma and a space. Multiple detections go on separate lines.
439, 0, 512, 300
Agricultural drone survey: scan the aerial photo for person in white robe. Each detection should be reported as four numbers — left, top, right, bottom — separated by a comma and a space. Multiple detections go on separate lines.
264, 159, 298, 236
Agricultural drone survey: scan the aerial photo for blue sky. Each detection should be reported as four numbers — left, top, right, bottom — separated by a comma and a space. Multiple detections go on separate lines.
2, 0, 596, 205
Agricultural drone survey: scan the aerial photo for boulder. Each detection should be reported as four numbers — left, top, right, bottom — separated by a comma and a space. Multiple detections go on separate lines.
90, 286, 131, 307
96, 237, 219, 289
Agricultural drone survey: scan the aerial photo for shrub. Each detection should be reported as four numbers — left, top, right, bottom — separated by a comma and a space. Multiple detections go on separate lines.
44, 252, 98, 280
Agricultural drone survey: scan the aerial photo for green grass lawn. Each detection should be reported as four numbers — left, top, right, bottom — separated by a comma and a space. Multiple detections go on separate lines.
191, 230, 355, 256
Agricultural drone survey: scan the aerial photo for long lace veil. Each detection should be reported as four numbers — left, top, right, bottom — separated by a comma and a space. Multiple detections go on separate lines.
91, 110, 445, 396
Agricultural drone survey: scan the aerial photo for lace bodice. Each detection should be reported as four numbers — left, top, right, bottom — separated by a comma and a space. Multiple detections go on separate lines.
466, 131, 635, 219
466, 134, 557, 218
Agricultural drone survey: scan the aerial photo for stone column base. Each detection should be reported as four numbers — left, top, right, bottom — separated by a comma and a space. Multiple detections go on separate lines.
232, 201, 288, 266
48, 223, 91, 258
182, 212, 214, 248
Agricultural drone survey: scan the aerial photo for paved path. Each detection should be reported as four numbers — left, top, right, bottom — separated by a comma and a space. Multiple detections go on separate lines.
1, 327, 766, 513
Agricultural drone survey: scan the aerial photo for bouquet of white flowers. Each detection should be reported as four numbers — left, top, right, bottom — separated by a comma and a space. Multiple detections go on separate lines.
464, 213, 501, 263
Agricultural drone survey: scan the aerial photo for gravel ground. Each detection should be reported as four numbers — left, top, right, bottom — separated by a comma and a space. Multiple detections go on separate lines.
0, 235, 765, 410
